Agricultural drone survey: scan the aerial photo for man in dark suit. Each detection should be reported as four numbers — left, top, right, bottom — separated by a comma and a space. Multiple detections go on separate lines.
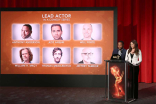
112, 41, 126, 60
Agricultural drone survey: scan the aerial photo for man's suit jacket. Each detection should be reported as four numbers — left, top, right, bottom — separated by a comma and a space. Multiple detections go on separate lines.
112, 48, 127, 60
78, 60, 95, 64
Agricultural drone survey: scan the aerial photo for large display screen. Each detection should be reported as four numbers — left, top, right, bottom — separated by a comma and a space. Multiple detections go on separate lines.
1, 9, 114, 74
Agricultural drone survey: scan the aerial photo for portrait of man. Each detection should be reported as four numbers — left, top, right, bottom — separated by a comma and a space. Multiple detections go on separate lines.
82, 24, 94, 40
52, 47, 63, 63
19, 48, 33, 64
51, 24, 63, 40
78, 48, 95, 64
21, 24, 34, 40
74, 24, 102, 40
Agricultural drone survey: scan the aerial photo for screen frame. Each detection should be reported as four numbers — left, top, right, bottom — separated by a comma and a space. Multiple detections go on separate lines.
0, 7, 117, 87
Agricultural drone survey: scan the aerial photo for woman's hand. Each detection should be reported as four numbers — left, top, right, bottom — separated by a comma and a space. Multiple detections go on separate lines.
131, 49, 135, 54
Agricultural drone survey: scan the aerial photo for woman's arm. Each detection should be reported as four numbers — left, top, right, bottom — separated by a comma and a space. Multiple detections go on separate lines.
125, 49, 129, 61
135, 50, 142, 65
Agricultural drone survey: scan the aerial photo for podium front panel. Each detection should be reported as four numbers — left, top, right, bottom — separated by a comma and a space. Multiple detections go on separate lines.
108, 62, 126, 101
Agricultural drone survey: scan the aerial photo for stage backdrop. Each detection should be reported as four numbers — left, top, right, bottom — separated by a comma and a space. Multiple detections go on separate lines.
0, 0, 156, 83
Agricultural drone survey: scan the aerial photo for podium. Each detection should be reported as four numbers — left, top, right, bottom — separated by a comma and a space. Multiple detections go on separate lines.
104, 60, 135, 103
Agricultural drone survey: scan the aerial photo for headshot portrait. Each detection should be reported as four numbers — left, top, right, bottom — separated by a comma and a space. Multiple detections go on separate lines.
43, 24, 70, 40
74, 23, 102, 40
74, 47, 102, 64
12, 24, 40, 40
43, 47, 70, 64
20, 48, 33, 63
52, 48, 63, 63
12, 47, 40, 64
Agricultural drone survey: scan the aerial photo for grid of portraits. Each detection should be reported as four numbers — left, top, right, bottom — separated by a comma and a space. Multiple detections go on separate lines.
12, 23, 102, 64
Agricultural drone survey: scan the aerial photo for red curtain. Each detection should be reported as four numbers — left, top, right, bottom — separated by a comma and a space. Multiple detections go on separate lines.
0, 0, 156, 83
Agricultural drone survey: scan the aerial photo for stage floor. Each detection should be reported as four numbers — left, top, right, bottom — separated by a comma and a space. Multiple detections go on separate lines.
0, 83, 156, 104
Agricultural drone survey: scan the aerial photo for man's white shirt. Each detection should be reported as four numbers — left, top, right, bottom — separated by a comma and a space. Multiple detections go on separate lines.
24, 36, 34, 40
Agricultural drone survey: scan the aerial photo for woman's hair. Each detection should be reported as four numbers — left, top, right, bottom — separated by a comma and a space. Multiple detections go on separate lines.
128, 40, 139, 55
19, 48, 33, 62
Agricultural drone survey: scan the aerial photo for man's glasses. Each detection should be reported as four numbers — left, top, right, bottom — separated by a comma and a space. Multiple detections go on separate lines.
82, 53, 93, 56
